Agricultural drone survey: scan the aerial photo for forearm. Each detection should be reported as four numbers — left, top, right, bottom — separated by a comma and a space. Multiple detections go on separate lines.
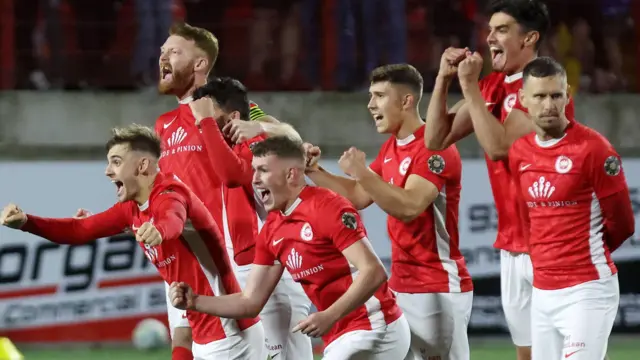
193, 292, 262, 319
356, 170, 419, 221
461, 82, 508, 160
425, 76, 454, 150
325, 264, 387, 320
307, 167, 370, 209
600, 189, 635, 252
200, 118, 252, 187
260, 122, 302, 142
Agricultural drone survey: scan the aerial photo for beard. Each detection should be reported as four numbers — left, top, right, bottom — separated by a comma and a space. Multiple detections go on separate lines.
157, 65, 194, 95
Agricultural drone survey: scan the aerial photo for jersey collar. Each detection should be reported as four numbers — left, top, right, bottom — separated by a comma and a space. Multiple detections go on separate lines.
178, 96, 193, 104
504, 72, 523, 84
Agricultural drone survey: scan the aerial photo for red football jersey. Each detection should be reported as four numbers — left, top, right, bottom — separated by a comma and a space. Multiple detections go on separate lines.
155, 99, 224, 236
199, 118, 268, 266
479, 71, 576, 253
509, 123, 630, 290
253, 186, 402, 346
21, 172, 258, 344
369, 125, 472, 294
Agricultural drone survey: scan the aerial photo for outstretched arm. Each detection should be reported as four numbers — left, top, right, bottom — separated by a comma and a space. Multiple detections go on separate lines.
21, 204, 130, 244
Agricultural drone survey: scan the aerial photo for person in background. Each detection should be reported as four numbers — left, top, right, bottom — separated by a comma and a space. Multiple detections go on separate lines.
132, 0, 173, 88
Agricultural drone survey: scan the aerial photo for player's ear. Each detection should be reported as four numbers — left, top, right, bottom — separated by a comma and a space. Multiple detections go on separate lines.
229, 110, 241, 121
518, 88, 527, 108
138, 157, 151, 175
524, 31, 539, 49
194, 57, 208, 73
402, 93, 413, 110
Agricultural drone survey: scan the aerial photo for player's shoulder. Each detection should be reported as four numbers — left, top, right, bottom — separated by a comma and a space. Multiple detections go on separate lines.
304, 187, 355, 211
479, 71, 505, 88
156, 108, 180, 124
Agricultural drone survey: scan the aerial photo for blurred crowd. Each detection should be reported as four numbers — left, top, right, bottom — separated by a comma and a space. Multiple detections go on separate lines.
0, 0, 638, 93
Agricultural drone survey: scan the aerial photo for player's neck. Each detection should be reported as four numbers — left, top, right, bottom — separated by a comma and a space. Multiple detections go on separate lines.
395, 113, 423, 139
134, 172, 159, 205
508, 53, 538, 75
175, 78, 206, 102
536, 118, 569, 141
282, 185, 306, 213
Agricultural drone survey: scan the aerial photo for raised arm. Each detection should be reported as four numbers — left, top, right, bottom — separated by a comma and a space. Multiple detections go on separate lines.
304, 144, 373, 210
16, 203, 130, 245
152, 189, 189, 241
424, 47, 475, 150
458, 53, 533, 160
199, 117, 254, 188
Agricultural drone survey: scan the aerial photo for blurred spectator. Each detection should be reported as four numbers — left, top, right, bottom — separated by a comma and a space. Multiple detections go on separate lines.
247, 0, 300, 90
131, 0, 173, 89
70, 0, 117, 87
601, 0, 630, 91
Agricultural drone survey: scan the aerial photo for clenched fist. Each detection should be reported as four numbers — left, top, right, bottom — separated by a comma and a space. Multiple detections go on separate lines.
458, 51, 484, 85
339, 147, 368, 179
1, 204, 27, 229
302, 142, 321, 173
135, 222, 163, 246
438, 47, 470, 79
189, 97, 216, 124
169, 282, 197, 310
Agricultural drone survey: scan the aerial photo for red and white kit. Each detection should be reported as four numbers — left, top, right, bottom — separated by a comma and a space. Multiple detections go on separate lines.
369, 125, 473, 360
198, 116, 313, 360
155, 98, 225, 335
254, 186, 410, 360
21, 172, 265, 360
479, 71, 576, 346
509, 122, 633, 360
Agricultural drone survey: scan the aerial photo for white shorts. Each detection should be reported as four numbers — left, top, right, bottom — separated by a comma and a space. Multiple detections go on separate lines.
192, 322, 266, 360
165, 282, 190, 339
235, 264, 314, 360
395, 291, 473, 360
531, 274, 619, 360
322, 315, 411, 360
500, 250, 534, 347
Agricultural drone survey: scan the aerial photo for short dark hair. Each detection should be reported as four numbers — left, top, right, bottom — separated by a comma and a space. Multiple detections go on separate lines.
106, 124, 162, 158
370, 64, 424, 96
193, 77, 250, 120
488, 0, 550, 49
251, 136, 305, 162
169, 22, 219, 73
523, 56, 566, 83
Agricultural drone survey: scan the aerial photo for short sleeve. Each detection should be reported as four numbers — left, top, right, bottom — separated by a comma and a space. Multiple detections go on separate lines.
253, 225, 278, 266
588, 140, 628, 199
320, 195, 368, 251
409, 148, 457, 191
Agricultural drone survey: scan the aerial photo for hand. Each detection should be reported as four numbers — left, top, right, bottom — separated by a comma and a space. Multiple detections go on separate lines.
292, 311, 337, 338
0, 204, 27, 229
135, 222, 163, 246
438, 47, 469, 79
338, 147, 368, 179
189, 97, 216, 125
223, 120, 264, 144
457, 51, 484, 84
169, 282, 197, 310
302, 142, 321, 173
73, 208, 93, 219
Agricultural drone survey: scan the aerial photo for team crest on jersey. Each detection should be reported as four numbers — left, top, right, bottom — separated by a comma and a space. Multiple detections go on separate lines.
341, 212, 358, 230
504, 93, 517, 112
604, 156, 621, 176
300, 222, 313, 241
428, 155, 446, 174
399, 157, 412, 176
555, 155, 572, 174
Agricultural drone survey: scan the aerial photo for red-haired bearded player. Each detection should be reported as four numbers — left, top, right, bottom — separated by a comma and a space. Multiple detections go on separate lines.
155, 23, 300, 359
423, 1, 572, 360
